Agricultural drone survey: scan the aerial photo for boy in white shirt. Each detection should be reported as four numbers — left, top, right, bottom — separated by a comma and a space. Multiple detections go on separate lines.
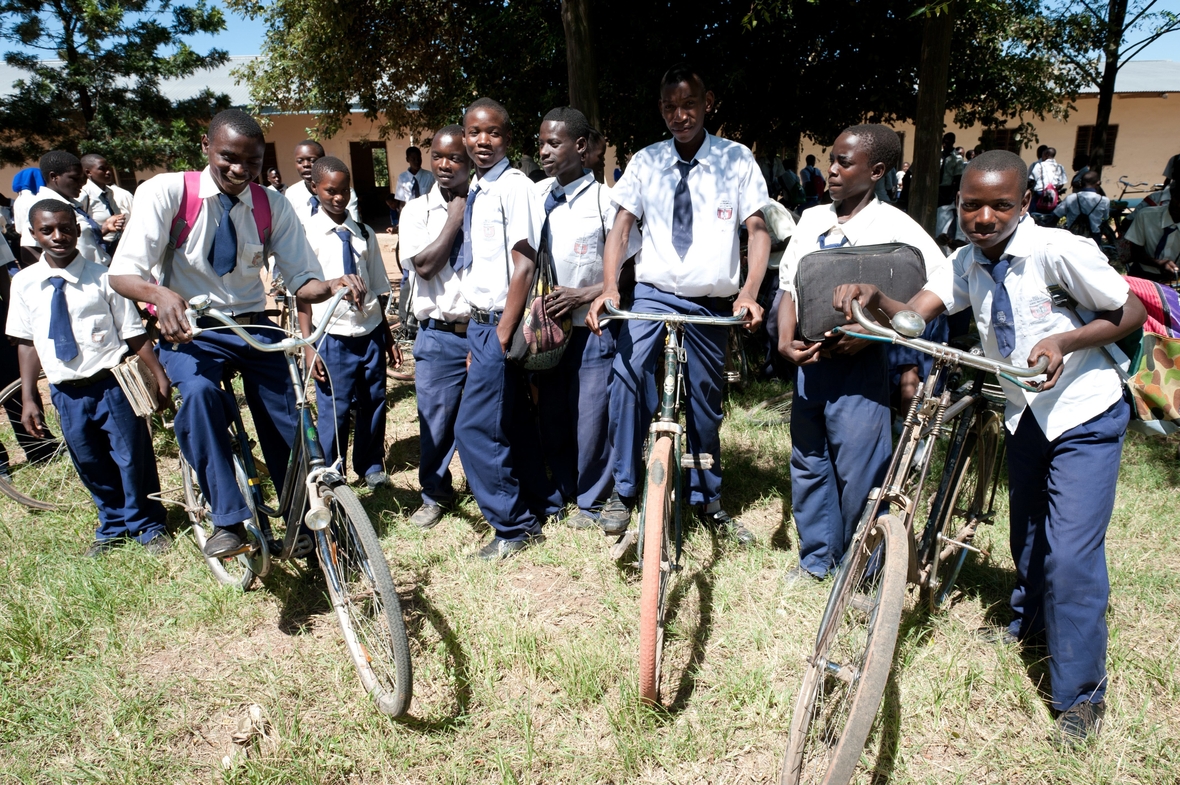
399, 126, 473, 530
285, 140, 359, 225
453, 97, 561, 560
298, 157, 396, 489
1124, 178, 1180, 282
80, 153, 132, 251
393, 146, 435, 214
587, 64, 771, 544
7, 200, 171, 556
534, 107, 638, 531
20, 151, 117, 267
1053, 170, 1110, 245
834, 149, 1147, 747
777, 124, 947, 582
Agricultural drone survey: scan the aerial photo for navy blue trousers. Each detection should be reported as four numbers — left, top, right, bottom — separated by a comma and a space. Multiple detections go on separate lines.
413, 324, 468, 506
159, 321, 297, 527
536, 326, 616, 513
455, 320, 560, 541
609, 283, 727, 506
791, 347, 893, 577
51, 375, 166, 543
315, 326, 387, 479
1006, 399, 1128, 712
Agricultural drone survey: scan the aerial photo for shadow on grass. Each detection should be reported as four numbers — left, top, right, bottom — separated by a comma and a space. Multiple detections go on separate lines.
263, 563, 333, 636
399, 576, 472, 734
662, 528, 723, 716
720, 440, 793, 551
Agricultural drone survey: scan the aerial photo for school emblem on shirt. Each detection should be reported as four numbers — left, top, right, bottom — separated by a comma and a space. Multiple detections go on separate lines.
1029, 297, 1053, 320
483, 221, 497, 240
716, 199, 733, 221
574, 236, 593, 256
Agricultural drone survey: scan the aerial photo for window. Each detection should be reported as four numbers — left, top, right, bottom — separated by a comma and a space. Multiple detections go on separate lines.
1074, 125, 1118, 167
990, 128, 1023, 154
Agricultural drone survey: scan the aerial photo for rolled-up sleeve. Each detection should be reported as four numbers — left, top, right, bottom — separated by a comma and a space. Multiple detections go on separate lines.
109, 173, 180, 283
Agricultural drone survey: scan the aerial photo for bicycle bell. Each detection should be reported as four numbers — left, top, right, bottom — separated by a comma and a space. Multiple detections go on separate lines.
891, 311, 926, 338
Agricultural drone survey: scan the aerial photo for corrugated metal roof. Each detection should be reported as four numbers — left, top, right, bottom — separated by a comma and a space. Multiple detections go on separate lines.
1080, 59, 1180, 93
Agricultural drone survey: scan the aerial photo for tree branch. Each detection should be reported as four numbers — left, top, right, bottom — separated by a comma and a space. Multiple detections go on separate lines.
1122, 0, 1162, 32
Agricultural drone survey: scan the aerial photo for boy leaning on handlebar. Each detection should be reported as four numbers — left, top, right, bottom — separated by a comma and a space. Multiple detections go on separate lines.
833, 150, 1147, 749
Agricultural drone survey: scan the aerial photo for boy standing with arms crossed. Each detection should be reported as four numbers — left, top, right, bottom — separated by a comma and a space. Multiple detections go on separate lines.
834, 149, 1146, 746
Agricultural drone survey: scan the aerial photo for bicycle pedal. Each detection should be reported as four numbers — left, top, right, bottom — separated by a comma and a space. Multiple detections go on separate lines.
848, 593, 875, 614
682, 453, 714, 470
610, 529, 637, 561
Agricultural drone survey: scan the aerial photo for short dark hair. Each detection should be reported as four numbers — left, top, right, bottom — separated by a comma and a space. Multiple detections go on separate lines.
79, 153, 107, 170
1044, 147, 1056, 158
660, 62, 707, 94
39, 150, 81, 182
942, 132, 956, 145
842, 124, 901, 171
542, 106, 592, 144
406, 145, 421, 160
1081, 170, 1101, 187
588, 127, 605, 149
28, 198, 75, 225
805, 154, 816, 166
964, 150, 1029, 192
207, 109, 264, 143
1035, 144, 1048, 159
310, 156, 350, 185
432, 125, 466, 149
295, 139, 326, 156
465, 97, 510, 130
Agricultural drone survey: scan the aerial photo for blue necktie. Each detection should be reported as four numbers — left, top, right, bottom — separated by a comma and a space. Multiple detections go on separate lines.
335, 228, 358, 276
453, 185, 480, 271
48, 277, 78, 362
1155, 226, 1176, 260
411, 177, 420, 199
209, 193, 239, 277
99, 191, 118, 216
542, 188, 566, 250
672, 160, 697, 259
818, 231, 849, 250
987, 256, 1015, 358
309, 195, 320, 216
72, 205, 105, 248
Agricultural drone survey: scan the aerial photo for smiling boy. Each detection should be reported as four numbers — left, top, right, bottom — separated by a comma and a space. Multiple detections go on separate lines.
834, 149, 1146, 746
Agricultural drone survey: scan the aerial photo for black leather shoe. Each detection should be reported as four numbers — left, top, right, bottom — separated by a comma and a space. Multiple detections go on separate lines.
410, 503, 444, 530
203, 524, 249, 558
564, 509, 600, 530
1054, 700, 1104, 748
84, 539, 121, 558
142, 532, 174, 556
599, 492, 632, 535
699, 507, 756, 545
471, 535, 544, 561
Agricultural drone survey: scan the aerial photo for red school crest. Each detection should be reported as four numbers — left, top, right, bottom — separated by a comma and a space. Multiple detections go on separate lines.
716, 199, 733, 221
574, 240, 590, 255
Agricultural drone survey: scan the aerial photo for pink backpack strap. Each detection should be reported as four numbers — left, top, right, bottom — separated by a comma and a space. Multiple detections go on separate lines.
247, 181, 272, 245
168, 171, 204, 249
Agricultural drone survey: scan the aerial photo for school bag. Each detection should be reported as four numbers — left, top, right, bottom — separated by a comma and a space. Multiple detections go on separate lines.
793, 243, 927, 342
1034, 183, 1060, 213
803, 168, 825, 200
1066, 195, 1102, 238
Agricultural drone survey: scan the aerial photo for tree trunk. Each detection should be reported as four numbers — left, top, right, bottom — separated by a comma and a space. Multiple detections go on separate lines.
909, 4, 955, 235
561, 0, 600, 130
1090, 0, 1128, 176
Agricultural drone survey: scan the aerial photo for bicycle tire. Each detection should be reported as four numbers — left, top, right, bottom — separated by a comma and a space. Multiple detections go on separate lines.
0, 374, 92, 511
638, 435, 675, 706
183, 451, 260, 592
318, 480, 413, 717
925, 410, 1001, 611
780, 513, 908, 785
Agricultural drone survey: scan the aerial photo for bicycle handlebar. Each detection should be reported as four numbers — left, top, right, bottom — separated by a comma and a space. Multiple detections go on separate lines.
600, 300, 750, 327
183, 288, 351, 352
841, 301, 1048, 390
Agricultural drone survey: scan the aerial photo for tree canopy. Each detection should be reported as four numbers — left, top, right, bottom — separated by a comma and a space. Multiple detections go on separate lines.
0, 0, 231, 171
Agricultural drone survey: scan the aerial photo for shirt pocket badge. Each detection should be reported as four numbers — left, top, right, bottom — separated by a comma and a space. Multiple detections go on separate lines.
573, 234, 597, 258
483, 221, 497, 240
88, 314, 111, 344
1028, 296, 1053, 322
716, 199, 734, 221
242, 242, 266, 269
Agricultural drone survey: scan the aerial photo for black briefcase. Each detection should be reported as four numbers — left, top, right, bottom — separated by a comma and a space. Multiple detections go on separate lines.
793, 243, 927, 341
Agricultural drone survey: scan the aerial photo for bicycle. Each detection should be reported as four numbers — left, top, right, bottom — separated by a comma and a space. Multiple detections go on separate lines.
779, 302, 1047, 785
171, 289, 413, 717
600, 300, 749, 707
0, 371, 91, 510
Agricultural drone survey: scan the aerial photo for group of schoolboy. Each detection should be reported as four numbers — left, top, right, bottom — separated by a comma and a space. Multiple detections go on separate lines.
5, 63, 1144, 747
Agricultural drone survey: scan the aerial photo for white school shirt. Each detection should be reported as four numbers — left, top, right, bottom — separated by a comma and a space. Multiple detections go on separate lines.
1053, 190, 1110, 235
922, 218, 1128, 440
1124, 204, 1180, 262
1031, 159, 1068, 193
611, 133, 769, 298
534, 172, 641, 324
81, 180, 134, 242
5, 253, 144, 385
459, 157, 538, 312
305, 211, 389, 337
110, 167, 324, 316
762, 199, 798, 269
394, 169, 435, 203
284, 179, 360, 225
778, 197, 951, 314
20, 188, 111, 265
399, 185, 469, 322
11, 189, 36, 239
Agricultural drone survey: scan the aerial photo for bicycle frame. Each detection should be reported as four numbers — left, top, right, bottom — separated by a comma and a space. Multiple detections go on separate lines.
636, 324, 687, 571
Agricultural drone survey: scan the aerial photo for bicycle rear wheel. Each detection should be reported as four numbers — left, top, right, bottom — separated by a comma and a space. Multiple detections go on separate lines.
638, 435, 675, 706
0, 375, 90, 511
925, 410, 1001, 611
318, 481, 412, 717
183, 451, 262, 591
780, 514, 908, 785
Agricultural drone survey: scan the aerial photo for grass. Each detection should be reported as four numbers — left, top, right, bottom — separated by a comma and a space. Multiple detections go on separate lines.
0, 376, 1178, 784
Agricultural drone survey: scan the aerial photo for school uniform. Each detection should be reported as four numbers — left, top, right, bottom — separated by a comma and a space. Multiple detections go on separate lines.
395, 169, 435, 204
533, 172, 639, 516
609, 133, 769, 508
5, 253, 166, 544
20, 188, 111, 265
110, 167, 324, 528
399, 185, 469, 509
453, 157, 560, 541
1053, 189, 1110, 240
82, 179, 134, 244
1031, 158, 1068, 198
1124, 204, 1179, 280
779, 198, 948, 577
285, 179, 360, 225
305, 211, 391, 479
925, 217, 1129, 713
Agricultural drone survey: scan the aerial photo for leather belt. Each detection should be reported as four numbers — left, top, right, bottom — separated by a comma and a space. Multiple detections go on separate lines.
423, 318, 469, 334
197, 312, 266, 329
468, 308, 503, 325
53, 368, 113, 388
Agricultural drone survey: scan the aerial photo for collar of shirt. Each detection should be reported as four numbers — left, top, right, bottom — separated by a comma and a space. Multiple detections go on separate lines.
657, 133, 715, 172
546, 171, 596, 205
198, 167, 257, 211
309, 209, 363, 238
809, 197, 886, 245
1156, 204, 1180, 232
40, 187, 85, 211
424, 182, 449, 211
39, 254, 87, 285
969, 217, 1032, 274
473, 157, 512, 189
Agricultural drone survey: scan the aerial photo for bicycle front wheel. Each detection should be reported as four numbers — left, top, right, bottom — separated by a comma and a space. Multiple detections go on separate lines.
638, 435, 675, 706
0, 375, 90, 511
780, 513, 908, 785
183, 451, 261, 592
318, 481, 413, 717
